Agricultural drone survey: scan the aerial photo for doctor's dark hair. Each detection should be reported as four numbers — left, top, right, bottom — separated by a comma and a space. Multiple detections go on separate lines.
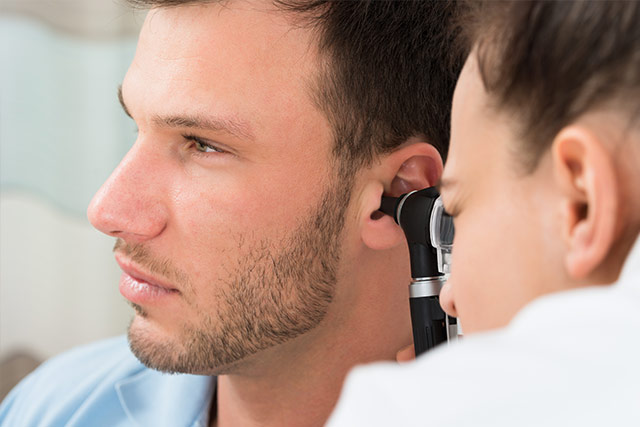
459, 1, 640, 172
126, 0, 462, 176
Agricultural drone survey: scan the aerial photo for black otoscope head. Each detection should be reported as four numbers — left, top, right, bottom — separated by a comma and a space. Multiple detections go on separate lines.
380, 187, 457, 355
379, 187, 441, 279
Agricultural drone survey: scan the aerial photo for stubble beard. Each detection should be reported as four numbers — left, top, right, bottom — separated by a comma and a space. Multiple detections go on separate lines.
124, 173, 353, 375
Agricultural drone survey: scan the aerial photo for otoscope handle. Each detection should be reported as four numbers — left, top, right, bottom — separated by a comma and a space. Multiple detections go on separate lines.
409, 277, 450, 356
410, 295, 448, 355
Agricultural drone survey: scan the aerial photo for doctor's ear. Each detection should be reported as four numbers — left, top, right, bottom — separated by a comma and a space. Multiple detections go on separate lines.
360, 141, 444, 251
553, 125, 619, 280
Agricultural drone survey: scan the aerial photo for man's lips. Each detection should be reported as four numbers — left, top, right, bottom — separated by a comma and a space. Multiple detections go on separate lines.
115, 255, 180, 305
115, 256, 178, 291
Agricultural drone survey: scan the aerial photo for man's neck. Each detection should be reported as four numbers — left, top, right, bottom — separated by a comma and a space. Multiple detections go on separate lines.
210, 250, 412, 427
213, 359, 344, 427
211, 329, 375, 427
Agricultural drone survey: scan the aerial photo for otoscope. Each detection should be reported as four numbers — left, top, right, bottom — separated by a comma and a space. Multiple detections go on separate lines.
379, 187, 457, 356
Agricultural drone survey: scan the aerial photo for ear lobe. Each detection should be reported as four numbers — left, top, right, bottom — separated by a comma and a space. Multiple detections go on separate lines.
362, 205, 406, 250
554, 126, 619, 279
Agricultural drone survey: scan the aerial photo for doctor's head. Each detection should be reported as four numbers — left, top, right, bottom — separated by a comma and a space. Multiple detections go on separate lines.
440, 1, 640, 333
87, 0, 460, 375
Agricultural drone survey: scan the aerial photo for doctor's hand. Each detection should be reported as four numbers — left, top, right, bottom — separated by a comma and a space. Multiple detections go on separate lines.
396, 345, 415, 363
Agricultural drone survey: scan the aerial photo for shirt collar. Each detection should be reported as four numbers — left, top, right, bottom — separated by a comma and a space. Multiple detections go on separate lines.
116, 368, 216, 427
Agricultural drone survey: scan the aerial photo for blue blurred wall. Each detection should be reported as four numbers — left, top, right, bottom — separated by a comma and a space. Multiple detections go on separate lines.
0, 0, 143, 361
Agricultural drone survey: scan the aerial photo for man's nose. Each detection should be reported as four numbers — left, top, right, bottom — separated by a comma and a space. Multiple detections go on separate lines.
87, 143, 168, 243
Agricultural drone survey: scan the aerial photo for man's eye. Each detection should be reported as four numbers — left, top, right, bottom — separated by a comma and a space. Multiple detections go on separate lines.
185, 134, 224, 154
194, 140, 218, 153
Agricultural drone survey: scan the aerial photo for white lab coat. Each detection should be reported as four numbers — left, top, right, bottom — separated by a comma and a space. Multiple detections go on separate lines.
328, 236, 640, 426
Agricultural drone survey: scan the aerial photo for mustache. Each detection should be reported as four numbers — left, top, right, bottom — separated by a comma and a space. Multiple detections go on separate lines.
113, 238, 192, 291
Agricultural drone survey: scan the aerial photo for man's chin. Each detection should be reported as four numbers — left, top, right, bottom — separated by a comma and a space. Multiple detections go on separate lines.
126, 315, 247, 376
126, 316, 177, 373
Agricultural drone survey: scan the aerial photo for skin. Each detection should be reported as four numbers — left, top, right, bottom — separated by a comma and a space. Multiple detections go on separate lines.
438, 52, 640, 334
88, 2, 444, 426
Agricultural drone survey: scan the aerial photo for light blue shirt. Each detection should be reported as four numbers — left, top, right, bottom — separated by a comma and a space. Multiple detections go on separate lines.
0, 336, 216, 427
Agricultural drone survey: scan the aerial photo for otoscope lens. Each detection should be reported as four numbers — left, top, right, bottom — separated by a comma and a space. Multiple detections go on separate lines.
439, 211, 454, 247
430, 197, 454, 249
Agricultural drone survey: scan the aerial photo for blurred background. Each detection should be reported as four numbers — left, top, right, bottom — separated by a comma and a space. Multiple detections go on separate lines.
0, 0, 144, 398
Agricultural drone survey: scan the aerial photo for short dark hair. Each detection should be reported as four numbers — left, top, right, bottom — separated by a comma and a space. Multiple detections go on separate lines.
126, 0, 462, 176
459, 1, 640, 172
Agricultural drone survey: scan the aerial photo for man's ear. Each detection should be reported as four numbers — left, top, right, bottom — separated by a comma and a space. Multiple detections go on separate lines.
552, 125, 619, 280
361, 141, 444, 251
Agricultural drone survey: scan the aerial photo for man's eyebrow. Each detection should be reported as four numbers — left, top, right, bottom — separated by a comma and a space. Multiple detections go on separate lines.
153, 114, 255, 142
116, 85, 255, 142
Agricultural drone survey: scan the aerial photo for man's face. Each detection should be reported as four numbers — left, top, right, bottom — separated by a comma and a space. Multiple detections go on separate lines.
88, 3, 351, 374
439, 54, 566, 333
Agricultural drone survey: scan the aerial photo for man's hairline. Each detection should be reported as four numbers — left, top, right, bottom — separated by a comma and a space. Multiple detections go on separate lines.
126, 0, 415, 180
